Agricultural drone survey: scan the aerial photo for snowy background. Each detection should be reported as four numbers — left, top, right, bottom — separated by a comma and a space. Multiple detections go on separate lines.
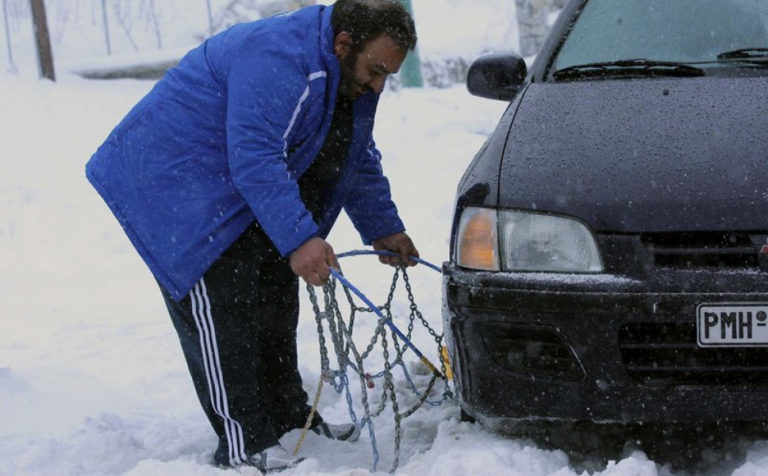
3, 1, 768, 475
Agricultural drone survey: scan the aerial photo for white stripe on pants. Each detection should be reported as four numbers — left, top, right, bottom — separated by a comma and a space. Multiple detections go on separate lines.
190, 277, 247, 465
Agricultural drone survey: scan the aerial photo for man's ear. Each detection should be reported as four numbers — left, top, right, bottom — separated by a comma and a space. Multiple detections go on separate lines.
334, 31, 353, 59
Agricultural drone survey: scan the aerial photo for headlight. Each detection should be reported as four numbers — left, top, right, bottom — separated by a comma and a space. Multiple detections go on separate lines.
455, 207, 603, 273
500, 210, 603, 272
455, 207, 499, 271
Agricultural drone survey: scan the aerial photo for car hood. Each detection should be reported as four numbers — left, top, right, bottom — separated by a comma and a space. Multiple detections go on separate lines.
499, 76, 768, 233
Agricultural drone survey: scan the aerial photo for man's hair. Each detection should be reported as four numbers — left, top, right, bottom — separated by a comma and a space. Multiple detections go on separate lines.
331, 0, 418, 53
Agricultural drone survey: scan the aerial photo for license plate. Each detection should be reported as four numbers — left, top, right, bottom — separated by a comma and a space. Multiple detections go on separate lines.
697, 303, 768, 347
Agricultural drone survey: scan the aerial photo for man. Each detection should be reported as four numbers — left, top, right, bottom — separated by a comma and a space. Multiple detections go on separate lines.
85, 0, 419, 472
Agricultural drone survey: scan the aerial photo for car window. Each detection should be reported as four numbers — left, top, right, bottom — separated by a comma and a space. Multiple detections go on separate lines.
553, 0, 768, 70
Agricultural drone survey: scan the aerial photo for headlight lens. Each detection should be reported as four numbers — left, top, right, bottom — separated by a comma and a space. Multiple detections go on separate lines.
455, 207, 603, 272
499, 210, 603, 272
455, 207, 499, 271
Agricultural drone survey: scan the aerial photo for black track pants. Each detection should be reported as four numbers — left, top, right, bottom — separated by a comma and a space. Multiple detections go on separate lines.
159, 223, 321, 466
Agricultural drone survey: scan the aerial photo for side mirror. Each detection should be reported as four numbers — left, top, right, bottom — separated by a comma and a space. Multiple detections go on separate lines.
466, 53, 527, 101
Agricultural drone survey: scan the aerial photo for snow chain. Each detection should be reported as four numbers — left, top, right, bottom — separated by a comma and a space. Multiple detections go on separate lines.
300, 258, 451, 473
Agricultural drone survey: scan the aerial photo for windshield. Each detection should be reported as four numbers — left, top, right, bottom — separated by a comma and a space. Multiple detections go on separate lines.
553, 0, 768, 71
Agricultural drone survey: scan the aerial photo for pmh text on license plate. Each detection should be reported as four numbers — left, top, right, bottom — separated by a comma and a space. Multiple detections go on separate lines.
697, 303, 768, 347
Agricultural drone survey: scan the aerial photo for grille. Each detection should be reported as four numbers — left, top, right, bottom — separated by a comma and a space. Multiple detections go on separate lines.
641, 232, 759, 270
619, 322, 768, 387
479, 322, 585, 382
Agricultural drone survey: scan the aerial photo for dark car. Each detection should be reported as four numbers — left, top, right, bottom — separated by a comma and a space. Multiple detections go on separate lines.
442, 0, 768, 439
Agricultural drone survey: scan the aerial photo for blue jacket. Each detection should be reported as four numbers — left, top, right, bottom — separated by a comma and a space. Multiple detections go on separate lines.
86, 5, 405, 301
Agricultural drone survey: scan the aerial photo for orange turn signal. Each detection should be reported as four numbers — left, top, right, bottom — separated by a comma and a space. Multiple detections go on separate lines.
456, 208, 499, 271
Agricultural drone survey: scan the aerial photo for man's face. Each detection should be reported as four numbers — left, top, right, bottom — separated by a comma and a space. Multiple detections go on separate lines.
336, 34, 407, 100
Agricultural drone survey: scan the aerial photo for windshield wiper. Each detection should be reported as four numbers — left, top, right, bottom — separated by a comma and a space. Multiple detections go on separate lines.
717, 47, 768, 60
715, 48, 768, 67
553, 59, 705, 80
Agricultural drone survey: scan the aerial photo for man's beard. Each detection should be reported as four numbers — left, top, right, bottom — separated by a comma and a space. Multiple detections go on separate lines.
338, 51, 368, 100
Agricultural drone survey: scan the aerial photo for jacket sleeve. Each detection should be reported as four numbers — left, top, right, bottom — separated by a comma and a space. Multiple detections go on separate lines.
344, 140, 406, 244
225, 39, 318, 256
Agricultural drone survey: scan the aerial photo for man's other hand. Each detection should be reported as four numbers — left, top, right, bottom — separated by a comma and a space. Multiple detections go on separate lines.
289, 237, 338, 286
372, 232, 419, 267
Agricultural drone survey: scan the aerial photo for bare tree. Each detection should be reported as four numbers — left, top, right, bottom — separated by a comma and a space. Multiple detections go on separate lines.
100, 0, 111, 54
111, 0, 139, 51
208, 0, 314, 36
48, 0, 71, 44
205, 0, 214, 37
2, 0, 17, 73
29, 0, 54, 80
145, 0, 162, 49
515, 0, 567, 56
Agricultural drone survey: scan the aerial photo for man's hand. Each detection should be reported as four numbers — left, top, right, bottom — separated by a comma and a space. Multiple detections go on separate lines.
289, 237, 338, 286
372, 232, 419, 267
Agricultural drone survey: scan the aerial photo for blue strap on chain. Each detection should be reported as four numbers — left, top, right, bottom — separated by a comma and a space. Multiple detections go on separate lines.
336, 249, 443, 273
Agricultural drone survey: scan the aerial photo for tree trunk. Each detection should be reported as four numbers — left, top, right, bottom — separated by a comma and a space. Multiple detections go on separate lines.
148, 0, 162, 49
514, 0, 566, 56
100, 0, 111, 54
29, 0, 55, 80
3, 0, 17, 73
205, 0, 214, 37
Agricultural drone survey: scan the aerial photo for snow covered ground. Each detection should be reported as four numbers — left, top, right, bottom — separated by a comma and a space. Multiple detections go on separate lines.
4, 2, 768, 476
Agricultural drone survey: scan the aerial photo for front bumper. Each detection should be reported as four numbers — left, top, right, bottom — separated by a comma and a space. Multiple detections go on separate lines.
443, 263, 768, 427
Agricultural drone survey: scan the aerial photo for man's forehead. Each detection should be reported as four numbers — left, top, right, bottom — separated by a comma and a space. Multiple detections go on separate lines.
359, 35, 406, 73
